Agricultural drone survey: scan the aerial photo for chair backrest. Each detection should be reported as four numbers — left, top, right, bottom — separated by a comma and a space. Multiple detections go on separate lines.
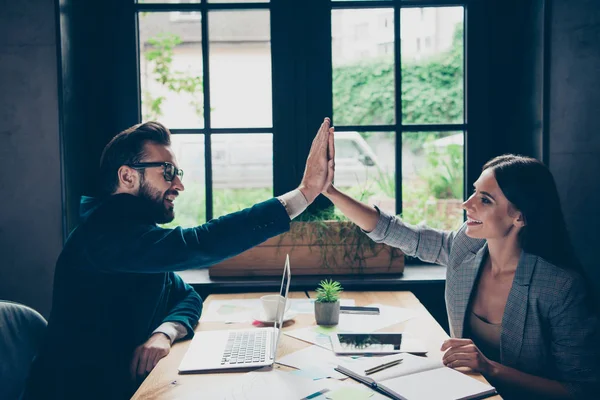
0, 301, 47, 400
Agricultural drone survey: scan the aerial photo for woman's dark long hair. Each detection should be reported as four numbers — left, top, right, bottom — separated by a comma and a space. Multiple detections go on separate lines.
482, 154, 583, 274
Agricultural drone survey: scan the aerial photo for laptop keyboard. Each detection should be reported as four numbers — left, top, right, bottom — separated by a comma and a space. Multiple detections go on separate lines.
221, 330, 268, 365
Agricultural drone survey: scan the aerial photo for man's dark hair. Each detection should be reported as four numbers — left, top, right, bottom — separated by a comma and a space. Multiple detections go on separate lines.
99, 121, 171, 196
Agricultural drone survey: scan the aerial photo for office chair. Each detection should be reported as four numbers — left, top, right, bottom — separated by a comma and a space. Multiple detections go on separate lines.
0, 301, 47, 400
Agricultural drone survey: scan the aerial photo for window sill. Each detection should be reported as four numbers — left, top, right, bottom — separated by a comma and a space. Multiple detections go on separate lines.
180, 264, 446, 293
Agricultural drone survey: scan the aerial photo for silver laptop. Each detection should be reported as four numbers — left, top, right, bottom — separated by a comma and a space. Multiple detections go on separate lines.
178, 255, 291, 373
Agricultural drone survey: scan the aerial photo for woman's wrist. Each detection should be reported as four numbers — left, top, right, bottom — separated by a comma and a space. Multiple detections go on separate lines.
486, 360, 501, 378
323, 185, 339, 198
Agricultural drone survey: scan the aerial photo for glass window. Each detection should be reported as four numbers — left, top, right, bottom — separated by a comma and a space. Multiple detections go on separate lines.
212, 134, 273, 218
209, 10, 272, 128
138, 0, 201, 3
138, 12, 204, 129
209, 0, 268, 3
162, 134, 206, 228
402, 131, 464, 230
334, 131, 395, 216
401, 7, 464, 124
138, 1, 467, 232
332, 8, 395, 126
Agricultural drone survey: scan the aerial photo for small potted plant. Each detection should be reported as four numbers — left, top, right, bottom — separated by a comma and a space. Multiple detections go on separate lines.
314, 279, 343, 326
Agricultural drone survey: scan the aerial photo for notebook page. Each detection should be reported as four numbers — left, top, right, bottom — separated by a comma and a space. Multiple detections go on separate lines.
371, 353, 443, 382
339, 353, 443, 382
381, 366, 496, 400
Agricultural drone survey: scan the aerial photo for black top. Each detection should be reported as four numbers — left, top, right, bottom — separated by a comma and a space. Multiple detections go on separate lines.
24, 194, 290, 400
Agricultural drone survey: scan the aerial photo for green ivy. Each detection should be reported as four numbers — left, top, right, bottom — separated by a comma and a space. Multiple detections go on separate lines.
142, 33, 204, 121
333, 25, 464, 149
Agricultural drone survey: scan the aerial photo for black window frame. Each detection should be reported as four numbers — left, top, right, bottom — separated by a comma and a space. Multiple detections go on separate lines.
136, 1, 274, 222
134, 0, 467, 223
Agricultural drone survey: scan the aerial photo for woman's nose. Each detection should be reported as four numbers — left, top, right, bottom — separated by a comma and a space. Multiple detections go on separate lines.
462, 196, 473, 210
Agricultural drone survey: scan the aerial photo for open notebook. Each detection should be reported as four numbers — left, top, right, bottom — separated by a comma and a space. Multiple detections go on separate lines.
335, 353, 497, 400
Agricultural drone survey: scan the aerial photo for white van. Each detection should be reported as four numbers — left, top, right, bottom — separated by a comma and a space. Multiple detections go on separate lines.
171, 131, 382, 189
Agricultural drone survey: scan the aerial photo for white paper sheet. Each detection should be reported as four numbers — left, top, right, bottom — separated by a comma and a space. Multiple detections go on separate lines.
188, 369, 337, 400
290, 298, 355, 315
284, 304, 417, 350
201, 299, 357, 323
201, 299, 262, 323
381, 366, 496, 400
284, 325, 340, 350
276, 345, 358, 380
341, 352, 444, 382
336, 304, 417, 333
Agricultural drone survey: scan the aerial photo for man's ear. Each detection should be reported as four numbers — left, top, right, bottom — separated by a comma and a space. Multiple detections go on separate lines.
117, 165, 140, 191
515, 212, 526, 228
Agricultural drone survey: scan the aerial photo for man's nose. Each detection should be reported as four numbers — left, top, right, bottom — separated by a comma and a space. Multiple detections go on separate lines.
171, 176, 184, 192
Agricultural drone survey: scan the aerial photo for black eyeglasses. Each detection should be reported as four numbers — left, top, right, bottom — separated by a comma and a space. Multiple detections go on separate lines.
127, 162, 184, 182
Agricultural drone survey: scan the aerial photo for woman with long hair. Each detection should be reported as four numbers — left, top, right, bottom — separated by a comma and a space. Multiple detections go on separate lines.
321, 129, 599, 399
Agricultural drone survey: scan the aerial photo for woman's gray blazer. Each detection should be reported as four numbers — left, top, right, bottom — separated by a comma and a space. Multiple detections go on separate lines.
366, 209, 600, 398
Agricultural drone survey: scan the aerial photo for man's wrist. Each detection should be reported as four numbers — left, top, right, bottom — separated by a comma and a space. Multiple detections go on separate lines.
152, 331, 172, 343
298, 185, 318, 204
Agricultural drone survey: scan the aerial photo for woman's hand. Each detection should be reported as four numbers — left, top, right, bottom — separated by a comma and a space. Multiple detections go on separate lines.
441, 338, 496, 376
299, 118, 331, 203
322, 126, 336, 195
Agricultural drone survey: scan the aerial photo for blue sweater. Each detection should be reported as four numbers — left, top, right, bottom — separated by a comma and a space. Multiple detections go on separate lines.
25, 194, 290, 399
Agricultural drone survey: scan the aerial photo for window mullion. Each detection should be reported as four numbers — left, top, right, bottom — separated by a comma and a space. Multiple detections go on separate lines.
201, 6, 213, 221
394, 5, 403, 216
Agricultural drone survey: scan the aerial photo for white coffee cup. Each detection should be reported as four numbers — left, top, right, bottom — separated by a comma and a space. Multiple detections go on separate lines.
260, 294, 290, 321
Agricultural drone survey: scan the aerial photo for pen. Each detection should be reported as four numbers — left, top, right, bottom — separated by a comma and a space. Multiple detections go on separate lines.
365, 359, 403, 375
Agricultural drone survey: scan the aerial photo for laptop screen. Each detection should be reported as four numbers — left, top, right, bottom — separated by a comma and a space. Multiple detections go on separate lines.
272, 254, 291, 358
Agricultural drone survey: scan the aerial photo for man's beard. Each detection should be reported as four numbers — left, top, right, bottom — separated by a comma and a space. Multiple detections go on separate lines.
138, 177, 175, 224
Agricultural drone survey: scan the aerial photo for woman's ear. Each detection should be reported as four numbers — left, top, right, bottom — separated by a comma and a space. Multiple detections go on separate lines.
515, 212, 526, 228
117, 165, 139, 191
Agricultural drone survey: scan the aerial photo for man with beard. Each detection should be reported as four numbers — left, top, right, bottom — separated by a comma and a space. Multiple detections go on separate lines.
24, 119, 334, 400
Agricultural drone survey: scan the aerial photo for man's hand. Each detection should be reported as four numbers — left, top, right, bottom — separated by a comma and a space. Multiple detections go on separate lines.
299, 118, 331, 203
130, 332, 171, 381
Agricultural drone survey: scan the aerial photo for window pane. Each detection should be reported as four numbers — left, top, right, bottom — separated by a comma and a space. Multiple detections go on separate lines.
137, 1, 200, 3
138, 12, 204, 128
212, 134, 273, 218
332, 9, 395, 126
209, 0, 268, 3
162, 134, 206, 228
333, 131, 396, 217
402, 131, 464, 230
209, 11, 272, 128
401, 7, 464, 124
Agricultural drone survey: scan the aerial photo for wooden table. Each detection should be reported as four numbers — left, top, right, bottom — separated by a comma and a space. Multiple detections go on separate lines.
133, 291, 500, 399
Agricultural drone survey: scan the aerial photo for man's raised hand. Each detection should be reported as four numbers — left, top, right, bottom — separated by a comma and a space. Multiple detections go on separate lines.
299, 118, 331, 203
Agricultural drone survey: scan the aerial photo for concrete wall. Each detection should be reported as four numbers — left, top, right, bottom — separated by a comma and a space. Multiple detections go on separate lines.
0, 0, 62, 317
549, 0, 600, 303
0, 0, 599, 318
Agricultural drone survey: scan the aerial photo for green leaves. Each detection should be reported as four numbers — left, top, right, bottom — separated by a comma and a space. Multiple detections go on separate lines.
142, 33, 204, 121
423, 143, 463, 200
332, 24, 464, 143
316, 279, 343, 303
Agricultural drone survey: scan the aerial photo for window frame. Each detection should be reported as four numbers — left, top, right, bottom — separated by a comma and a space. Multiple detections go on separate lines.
136, 1, 273, 221
134, 0, 467, 223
